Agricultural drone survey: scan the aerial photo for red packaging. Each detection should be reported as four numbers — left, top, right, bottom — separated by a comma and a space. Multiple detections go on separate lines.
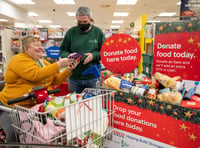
181, 100, 200, 110
134, 80, 149, 86
53, 82, 69, 96
146, 88, 157, 99
190, 95, 200, 102
134, 77, 158, 88
143, 77, 153, 83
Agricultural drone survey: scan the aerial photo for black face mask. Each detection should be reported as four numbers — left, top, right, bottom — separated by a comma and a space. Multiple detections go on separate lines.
78, 23, 90, 32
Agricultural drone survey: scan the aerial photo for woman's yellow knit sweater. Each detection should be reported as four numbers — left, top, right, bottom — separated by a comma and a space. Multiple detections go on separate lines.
0, 53, 71, 108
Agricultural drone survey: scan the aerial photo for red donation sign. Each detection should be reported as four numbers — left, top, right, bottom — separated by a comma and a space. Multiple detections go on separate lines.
101, 34, 141, 74
108, 101, 200, 148
152, 20, 200, 81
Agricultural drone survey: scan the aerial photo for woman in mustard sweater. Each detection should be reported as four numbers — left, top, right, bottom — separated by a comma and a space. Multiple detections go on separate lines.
0, 35, 79, 143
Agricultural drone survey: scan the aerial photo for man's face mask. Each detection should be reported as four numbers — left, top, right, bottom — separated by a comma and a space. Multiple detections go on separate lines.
78, 23, 90, 32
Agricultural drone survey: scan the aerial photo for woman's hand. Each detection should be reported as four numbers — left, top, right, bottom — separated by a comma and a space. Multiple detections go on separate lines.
57, 58, 74, 68
66, 60, 80, 72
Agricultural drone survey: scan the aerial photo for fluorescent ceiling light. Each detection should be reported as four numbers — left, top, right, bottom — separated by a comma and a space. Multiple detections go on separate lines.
158, 12, 176, 16
0, 19, 8, 22
10, 0, 35, 4
114, 12, 129, 17
34, 25, 42, 28
54, 0, 75, 4
50, 25, 61, 28
66, 12, 75, 16
37, 20, 52, 23
14, 23, 26, 28
28, 12, 38, 17
176, 1, 181, 5
110, 25, 120, 29
117, 0, 138, 5
112, 20, 124, 24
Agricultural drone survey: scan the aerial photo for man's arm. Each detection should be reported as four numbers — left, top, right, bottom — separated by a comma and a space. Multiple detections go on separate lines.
60, 33, 71, 58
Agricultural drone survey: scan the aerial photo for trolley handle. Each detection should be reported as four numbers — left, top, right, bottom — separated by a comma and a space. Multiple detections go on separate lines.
7, 92, 35, 105
7, 88, 61, 105
48, 88, 61, 95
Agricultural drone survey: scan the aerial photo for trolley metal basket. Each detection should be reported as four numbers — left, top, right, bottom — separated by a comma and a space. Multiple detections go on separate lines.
10, 88, 115, 148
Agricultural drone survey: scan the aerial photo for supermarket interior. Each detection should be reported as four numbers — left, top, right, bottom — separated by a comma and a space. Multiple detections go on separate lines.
0, 0, 200, 148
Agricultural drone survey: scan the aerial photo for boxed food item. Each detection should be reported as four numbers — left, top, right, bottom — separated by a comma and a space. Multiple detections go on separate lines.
181, 101, 200, 110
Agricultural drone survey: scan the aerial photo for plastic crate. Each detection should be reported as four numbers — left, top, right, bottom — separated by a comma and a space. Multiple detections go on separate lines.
142, 53, 153, 64
142, 71, 152, 78
142, 63, 152, 74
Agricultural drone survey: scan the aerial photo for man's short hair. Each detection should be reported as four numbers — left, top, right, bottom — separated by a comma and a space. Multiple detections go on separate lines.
76, 6, 92, 18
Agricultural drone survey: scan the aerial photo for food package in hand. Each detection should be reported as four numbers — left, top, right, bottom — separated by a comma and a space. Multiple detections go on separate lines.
157, 91, 183, 105
68, 53, 82, 62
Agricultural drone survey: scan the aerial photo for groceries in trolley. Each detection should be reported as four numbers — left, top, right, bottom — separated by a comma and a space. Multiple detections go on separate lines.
9, 88, 114, 147
103, 71, 199, 108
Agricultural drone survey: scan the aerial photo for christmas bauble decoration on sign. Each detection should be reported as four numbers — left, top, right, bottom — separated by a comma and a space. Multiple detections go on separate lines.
100, 34, 141, 74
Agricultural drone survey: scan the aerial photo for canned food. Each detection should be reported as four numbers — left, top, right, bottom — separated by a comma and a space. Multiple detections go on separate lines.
131, 86, 139, 95
131, 86, 146, 97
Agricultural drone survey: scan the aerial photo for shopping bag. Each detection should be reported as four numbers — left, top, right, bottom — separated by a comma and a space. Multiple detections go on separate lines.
65, 95, 108, 140
18, 104, 65, 144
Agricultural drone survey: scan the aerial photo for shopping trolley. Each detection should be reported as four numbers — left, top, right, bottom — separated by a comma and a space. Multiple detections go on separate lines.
0, 86, 61, 146
7, 88, 115, 148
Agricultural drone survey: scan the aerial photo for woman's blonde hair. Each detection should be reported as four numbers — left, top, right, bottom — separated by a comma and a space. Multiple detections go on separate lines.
21, 35, 40, 52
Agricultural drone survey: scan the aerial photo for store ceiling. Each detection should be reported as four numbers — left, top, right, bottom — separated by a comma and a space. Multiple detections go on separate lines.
1, 0, 199, 30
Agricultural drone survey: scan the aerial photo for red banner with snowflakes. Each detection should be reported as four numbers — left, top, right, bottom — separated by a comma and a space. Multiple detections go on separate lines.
152, 20, 200, 81
111, 101, 200, 148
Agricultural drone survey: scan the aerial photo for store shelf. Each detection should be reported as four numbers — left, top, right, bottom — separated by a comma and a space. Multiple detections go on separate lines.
11, 37, 20, 39
48, 37, 64, 39
11, 47, 21, 53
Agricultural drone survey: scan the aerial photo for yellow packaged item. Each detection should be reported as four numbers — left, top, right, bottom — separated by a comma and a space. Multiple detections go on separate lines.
153, 72, 177, 90
103, 76, 122, 91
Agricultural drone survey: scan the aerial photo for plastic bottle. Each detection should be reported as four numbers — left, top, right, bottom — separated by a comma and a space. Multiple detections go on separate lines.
184, 81, 199, 100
